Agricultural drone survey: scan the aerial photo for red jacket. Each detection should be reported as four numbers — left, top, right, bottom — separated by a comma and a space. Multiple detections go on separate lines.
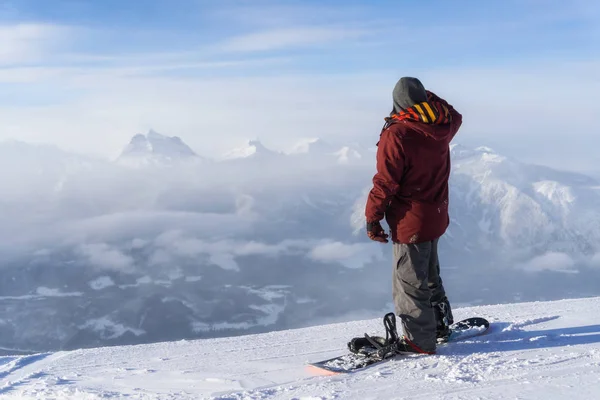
365, 92, 462, 244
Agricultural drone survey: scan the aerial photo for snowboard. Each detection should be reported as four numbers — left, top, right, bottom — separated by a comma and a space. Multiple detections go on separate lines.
307, 317, 490, 375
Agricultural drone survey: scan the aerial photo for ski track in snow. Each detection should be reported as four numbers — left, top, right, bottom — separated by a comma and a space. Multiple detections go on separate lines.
2, 298, 600, 399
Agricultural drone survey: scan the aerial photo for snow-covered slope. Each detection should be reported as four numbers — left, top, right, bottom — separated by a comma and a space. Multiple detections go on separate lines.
2, 297, 600, 399
446, 145, 600, 259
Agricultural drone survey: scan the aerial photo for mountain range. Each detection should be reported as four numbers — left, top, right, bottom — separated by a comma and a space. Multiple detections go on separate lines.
0, 130, 598, 352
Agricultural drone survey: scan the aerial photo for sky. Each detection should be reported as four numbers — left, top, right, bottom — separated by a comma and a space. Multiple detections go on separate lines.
0, 0, 599, 171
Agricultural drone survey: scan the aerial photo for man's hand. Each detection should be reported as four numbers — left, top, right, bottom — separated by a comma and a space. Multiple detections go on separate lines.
367, 221, 389, 243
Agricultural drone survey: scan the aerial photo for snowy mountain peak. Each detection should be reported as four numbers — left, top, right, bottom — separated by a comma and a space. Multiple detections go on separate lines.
450, 144, 501, 161
475, 146, 496, 154
222, 139, 279, 160
287, 138, 365, 164
247, 139, 268, 150
117, 130, 199, 166
147, 129, 167, 140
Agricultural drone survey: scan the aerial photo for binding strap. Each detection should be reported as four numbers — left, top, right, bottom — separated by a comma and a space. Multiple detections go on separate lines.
383, 312, 399, 343
347, 313, 400, 355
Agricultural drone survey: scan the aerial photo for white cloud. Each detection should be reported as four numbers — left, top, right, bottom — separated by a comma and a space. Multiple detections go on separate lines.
89, 276, 115, 290
150, 233, 312, 270
0, 2, 597, 173
0, 58, 597, 172
148, 229, 386, 271
131, 238, 147, 249
79, 243, 135, 272
351, 187, 371, 235
154, 231, 204, 258
208, 253, 239, 271
209, 3, 372, 29
61, 211, 253, 246
0, 66, 64, 83
235, 194, 256, 217
220, 27, 367, 52
519, 252, 578, 273
0, 24, 68, 65
146, 249, 171, 267
235, 241, 288, 257
0, 71, 388, 158
309, 241, 384, 269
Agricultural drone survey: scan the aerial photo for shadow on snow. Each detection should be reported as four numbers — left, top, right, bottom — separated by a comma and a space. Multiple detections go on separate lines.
441, 316, 600, 355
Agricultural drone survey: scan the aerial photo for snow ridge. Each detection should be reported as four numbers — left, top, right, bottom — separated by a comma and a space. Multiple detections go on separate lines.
1, 297, 600, 399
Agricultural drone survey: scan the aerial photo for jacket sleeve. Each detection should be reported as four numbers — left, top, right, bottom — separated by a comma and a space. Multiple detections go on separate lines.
426, 90, 463, 139
365, 129, 405, 223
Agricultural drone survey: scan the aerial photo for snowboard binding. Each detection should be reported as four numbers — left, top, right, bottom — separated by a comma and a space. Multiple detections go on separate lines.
433, 297, 454, 343
347, 313, 400, 359
311, 316, 490, 374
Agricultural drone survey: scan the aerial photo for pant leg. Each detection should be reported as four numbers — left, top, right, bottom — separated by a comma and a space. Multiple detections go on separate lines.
428, 239, 454, 327
428, 239, 446, 304
392, 241, 437, 352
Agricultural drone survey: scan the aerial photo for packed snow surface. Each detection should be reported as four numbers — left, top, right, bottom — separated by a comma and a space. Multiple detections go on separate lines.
2, 297, 600, 399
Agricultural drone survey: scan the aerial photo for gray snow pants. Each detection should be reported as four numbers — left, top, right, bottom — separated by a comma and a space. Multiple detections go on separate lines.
392, 239, 447, 352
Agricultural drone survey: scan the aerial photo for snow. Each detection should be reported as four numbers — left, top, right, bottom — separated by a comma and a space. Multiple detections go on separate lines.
221, 140, 279, 160
78, 317, 145, 340
0, 287, 83, 301
2, 297, 600, 399
191, 302, 286, 332
116, 130, 200, 166
533, 181, 576, 207
308, 241, 384, 269
287, 138, 363, 164
35, 287, 81, 298
240, 285, 288, 302
446, 144, 600, 253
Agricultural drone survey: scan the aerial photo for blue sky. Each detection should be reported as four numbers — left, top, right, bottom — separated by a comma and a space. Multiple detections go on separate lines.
0, 0, 599, 170
5, 0, 598, 71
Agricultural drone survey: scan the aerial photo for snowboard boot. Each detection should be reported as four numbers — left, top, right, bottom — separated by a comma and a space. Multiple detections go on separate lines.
390, 336, 436, 355
433, 296, 454, 343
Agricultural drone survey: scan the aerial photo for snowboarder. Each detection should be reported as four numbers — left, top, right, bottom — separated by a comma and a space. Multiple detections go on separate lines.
365, 77, 463, 354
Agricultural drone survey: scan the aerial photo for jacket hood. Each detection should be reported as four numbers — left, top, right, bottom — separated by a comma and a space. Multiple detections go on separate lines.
401, 119, 456, 142
385, 100, 456, 142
